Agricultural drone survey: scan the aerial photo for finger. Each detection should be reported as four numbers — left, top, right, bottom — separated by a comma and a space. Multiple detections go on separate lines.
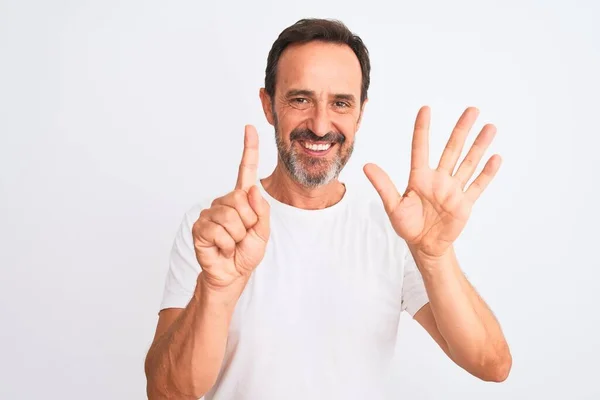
438, 107, 479, 173
363, 163, 401, 214
212, 190, 258, 229
411, 106, 431, 170
235, 125, 259, 192
465, 154, 502, 203
454, 124, 497, 189
195, 218, 236, 258
206, 205, 247, 243
247, 185, 270, 243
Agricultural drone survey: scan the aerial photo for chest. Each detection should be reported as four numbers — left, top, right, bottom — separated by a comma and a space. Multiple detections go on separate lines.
229, 219, 406, 351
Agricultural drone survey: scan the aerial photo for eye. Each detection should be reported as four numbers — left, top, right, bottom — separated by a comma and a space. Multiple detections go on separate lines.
334, 101, 350, 108
289, 97, 311, 110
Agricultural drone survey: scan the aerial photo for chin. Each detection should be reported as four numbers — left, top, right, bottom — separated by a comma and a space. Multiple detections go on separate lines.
291, 167, 340, 188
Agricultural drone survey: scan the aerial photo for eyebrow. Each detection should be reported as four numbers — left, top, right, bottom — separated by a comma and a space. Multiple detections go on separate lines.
332, 93, 356, 103
285, 89, 356, 103
285, 89, 315, 98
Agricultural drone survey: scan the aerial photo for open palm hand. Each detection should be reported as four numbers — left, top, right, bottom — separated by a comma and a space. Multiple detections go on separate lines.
365, 106, 502, 258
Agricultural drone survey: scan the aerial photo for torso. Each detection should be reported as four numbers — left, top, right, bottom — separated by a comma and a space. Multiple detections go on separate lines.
205, 184, 409, 400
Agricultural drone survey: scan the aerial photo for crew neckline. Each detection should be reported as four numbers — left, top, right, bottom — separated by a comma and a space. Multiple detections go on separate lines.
257, 178, 350, 218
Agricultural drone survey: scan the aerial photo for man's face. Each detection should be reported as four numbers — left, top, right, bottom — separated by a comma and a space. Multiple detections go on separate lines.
261, 41, 366, 188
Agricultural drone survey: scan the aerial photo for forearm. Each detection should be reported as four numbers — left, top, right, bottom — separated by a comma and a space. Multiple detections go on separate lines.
411, 245, 511, 381
145, 274, 246, 399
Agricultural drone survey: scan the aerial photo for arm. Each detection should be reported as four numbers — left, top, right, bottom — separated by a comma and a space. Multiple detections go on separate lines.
145, 125, 270, 399
411, 246, 511, 382
364, 106, 512, 381
144, 275, 246, 399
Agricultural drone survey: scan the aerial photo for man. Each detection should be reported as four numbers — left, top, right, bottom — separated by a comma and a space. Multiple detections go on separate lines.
145, 18, 512, 400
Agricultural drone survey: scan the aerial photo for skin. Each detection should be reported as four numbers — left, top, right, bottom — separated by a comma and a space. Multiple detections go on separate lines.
145, 126, 270, 399
259, 41, 365, 209
144, 40, 512, 399
364, 106, 512, 382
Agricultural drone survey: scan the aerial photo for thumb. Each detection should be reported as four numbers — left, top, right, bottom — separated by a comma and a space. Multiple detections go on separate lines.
363, 163, 401, 214
247, 185, 270, 242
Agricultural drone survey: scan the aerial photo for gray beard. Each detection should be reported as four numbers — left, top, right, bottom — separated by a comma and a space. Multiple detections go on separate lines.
274, 127, 354, 189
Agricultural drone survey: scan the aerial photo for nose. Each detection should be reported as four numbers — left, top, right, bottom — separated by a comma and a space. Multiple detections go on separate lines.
307, 104, 333, 138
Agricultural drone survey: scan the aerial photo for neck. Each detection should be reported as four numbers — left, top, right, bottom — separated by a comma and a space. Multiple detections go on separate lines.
261, 163, 346, 210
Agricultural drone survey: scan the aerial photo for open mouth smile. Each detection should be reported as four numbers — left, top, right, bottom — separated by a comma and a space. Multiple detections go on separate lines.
298, 141, 336, 156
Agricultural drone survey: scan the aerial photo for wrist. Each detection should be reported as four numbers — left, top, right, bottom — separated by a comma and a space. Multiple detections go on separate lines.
409, 244, 456, 276
195, 273, 248, 310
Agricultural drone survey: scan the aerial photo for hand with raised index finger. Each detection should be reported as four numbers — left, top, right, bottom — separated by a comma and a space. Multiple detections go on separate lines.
192, 125, 271, 289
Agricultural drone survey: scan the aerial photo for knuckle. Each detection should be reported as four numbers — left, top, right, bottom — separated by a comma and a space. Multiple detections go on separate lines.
470, 141, 483, 152
211, 193, 229, 207
232, 189, 248, 204
224, 206, 240, 224
193, 236, 204, 251
446, 137, 457, 150
214, 228, 230, 242
192, 221, 207, 242
239, 162, 258, 170
197, 209, 212, 224
194, 212, 207, 231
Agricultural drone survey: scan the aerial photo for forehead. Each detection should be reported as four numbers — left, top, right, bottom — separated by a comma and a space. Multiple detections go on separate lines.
276, 41, 362, 96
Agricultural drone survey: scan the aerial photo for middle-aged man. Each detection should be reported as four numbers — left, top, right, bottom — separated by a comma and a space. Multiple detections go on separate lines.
145, 18, 512, 400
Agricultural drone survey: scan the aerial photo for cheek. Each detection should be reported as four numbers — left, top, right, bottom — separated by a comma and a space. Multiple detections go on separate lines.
275, 108, 302, 136
335, 115, 359, 142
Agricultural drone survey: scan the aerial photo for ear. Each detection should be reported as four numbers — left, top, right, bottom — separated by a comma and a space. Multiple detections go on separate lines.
259, 88, 275, 126
356, 98, 368, 131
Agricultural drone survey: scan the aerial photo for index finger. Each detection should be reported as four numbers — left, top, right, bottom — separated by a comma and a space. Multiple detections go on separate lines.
235, 125, 259, 191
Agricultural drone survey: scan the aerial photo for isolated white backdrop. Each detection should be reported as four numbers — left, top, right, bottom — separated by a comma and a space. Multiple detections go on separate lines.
1, 0, 599, 399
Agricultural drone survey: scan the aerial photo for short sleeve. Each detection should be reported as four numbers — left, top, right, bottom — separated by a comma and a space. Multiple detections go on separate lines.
400, 244, 429, 317
159, 204, 204, 311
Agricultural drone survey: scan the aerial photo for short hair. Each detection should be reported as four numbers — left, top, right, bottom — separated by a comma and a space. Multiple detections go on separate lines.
264, 18, 371, 104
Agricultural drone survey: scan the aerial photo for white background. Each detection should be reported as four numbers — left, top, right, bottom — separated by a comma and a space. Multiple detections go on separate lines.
1, 0, 599, 399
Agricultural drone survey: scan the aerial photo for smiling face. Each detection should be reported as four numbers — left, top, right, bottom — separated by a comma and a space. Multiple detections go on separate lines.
260, 40, 367, 188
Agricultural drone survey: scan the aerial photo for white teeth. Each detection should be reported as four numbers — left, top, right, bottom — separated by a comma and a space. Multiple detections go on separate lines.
303, 142, 332, 151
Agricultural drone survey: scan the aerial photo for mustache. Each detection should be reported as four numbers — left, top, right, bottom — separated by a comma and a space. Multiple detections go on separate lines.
289, 128, 345, 144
